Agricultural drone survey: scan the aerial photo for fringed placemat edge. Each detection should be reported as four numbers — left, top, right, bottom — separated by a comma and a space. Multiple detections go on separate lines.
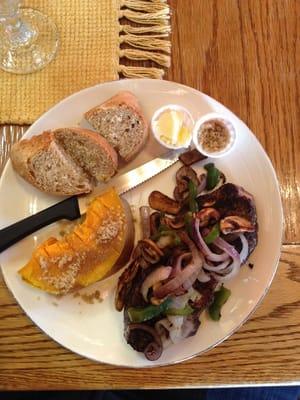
117, 0, 171, 79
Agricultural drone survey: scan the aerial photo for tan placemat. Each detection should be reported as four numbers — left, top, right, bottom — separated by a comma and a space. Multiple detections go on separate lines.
0, 0, 171, 125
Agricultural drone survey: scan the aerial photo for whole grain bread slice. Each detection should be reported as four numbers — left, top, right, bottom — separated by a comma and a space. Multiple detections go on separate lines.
84, 91, 148, 162
10, 131, 92, 196
53, 127, 118, 183
10, 128, 118, 196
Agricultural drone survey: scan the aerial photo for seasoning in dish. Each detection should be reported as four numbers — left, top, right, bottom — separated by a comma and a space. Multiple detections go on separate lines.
198, 120, 230, 153
192, 113, 237, 158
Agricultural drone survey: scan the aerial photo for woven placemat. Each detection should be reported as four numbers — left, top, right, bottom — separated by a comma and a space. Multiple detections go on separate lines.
0, 0, 171, 125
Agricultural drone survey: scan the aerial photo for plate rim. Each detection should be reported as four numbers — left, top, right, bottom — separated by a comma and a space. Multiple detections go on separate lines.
0, 78, 284, 368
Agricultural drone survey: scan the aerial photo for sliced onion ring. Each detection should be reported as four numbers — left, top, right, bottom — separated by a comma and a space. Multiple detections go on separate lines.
141, 266, 172, 302
211, 256, 241, 282
140, 206, 151, 239
193, 219, 229, 262
239, 233, 249, 264
197, 173, 207, 195
153, 232, 206, 298
213, 237, 240, 259
171, 252, 191, 277
210, 237, 242, 282
154, 262, 202, 299
203, 259, 231, 272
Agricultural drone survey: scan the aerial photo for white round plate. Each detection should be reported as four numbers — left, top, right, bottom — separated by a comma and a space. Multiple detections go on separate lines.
0, 79, 283, 367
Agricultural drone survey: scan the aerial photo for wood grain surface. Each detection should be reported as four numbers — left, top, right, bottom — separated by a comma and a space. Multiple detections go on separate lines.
0, 246, 299, 390
0, 0, 299, 390
167, 0, 300, 244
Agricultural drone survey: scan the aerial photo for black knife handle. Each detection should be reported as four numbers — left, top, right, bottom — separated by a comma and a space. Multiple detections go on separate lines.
0, 196, 80, 253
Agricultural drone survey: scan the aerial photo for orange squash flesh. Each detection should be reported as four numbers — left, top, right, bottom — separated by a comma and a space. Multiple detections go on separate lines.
19, 188, 127, 295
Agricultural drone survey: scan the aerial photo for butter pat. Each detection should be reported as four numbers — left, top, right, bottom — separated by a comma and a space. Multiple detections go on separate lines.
151, 105, 193, 149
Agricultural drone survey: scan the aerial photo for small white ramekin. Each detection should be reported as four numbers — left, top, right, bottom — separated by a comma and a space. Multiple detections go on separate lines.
192, 113, 237, 158
151, 104, 194, 150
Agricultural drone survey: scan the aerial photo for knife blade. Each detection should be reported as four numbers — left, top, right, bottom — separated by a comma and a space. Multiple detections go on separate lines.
79, 149, 180, 214
0, 150, 180, 252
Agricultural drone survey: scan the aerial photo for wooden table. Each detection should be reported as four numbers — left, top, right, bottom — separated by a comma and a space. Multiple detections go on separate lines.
1, 0, 299, 390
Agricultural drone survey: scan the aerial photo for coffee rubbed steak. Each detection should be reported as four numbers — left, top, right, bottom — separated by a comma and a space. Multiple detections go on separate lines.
84, 91, 148, 162
197, 183, 258, 257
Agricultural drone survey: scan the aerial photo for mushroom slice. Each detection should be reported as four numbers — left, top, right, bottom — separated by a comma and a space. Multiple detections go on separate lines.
220, 216, 255, 234
173, 166, 199, 202
126, 323, 163, 361
162, 214, 185, 230
176, 166, 199, 187
139, 239, 164, 264
174, 186, 189, 202
150, 212, 161, 236
194, 207, 220, 227
167, 217, 185, 230
149, 191, 181, 215
115, 259, 140, 311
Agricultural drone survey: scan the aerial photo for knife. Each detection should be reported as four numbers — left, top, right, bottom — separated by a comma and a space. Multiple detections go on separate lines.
0, 150, 180, 253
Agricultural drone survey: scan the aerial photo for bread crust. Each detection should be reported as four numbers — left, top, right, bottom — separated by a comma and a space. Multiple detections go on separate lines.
10, 128, 118, 196
10, 131, 60, 190
84, 91, 149, 162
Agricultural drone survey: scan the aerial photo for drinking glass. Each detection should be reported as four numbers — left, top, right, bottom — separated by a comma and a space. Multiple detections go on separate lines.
0, 0, 59, 73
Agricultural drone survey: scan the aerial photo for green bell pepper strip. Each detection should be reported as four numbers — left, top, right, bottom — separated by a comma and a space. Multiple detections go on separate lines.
204, 163, 221, 190
188, 180, 199, 213
166, 304, 194, 316
204, 223, 220, 244
208, 285, 231, 321
128, 298, 172, 323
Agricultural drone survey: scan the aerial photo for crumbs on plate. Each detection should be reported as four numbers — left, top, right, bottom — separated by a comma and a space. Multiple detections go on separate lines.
73, 289, 103, 304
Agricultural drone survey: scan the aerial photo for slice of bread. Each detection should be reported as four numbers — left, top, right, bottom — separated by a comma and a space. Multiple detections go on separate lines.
10, 131, 92, 196
10, 128, 118, 196
53, 127, 118, 183
84, 91, 148, 162
19, 188, 134, 295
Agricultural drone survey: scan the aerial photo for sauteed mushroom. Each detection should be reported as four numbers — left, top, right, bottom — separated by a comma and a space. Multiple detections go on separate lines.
115, 259, 140, 311
173, 166, 199, 202
177, 166, 199, 189
220, 215, 255, 234
139, 239, 164, 264
174, 186, 189, 202
127, 323, 163, 361
150, 212, 161, 236
176, 166, 199, 187
149, 191, 181, 215
194, 207, 220, 227
173, 167, 210, 202
160, 214, 185, 230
